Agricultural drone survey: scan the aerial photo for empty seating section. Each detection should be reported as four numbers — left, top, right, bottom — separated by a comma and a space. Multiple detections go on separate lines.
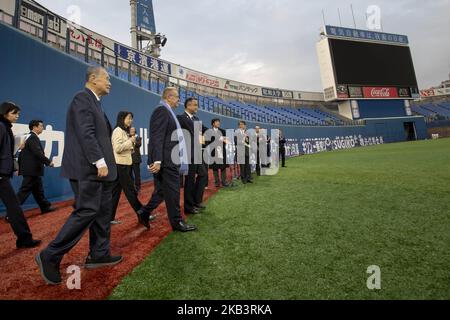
105, 63, 349, 126
412, 102, 450, 119
72, 55, 358, 127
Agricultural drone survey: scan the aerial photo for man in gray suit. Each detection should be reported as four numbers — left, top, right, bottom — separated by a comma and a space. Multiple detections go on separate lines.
36, 66, 122, 285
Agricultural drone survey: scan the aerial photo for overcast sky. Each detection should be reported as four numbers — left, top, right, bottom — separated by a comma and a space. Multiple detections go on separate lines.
37, 0, 450, 91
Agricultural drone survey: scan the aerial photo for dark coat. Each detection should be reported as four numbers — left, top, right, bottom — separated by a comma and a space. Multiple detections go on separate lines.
279, 136, 287, 151
208, 127, 228, 170
18, 132, 51, 177
132, 136, 142, 164
234, 130, 250, 158
60, 88, 117, 182
148, 105, 180, 168
0, 118, 14, 177
176, 112, 208, 164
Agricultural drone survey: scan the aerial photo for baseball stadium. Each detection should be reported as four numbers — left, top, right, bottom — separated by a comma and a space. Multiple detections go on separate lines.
0, 0, 449, 303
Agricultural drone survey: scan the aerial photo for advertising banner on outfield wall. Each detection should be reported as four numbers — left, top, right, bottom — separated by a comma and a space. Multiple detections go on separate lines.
363, 87, 399, 99
15, 0, 116, 50
420, 88, 450, 98
224, 80, 261, 95
301, 135, 384, 155
20, 0, 62, 34
114, 43, 172, 75
177, 66, 221, 88
69, 26, 116, 50
325, 25, 409, 45
295, 91, 324, 101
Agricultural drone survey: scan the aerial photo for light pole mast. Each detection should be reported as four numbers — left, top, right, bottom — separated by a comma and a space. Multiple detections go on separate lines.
130, 0, 165, 57
130, 0, 138, 49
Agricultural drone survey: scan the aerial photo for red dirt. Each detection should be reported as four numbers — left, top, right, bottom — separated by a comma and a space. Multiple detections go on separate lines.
0, 173, 224, 300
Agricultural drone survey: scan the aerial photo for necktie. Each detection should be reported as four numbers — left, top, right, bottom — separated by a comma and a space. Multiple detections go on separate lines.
161, 100, 189, 175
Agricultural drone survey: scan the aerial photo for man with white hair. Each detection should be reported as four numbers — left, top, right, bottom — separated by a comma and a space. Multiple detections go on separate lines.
139, 87, 197, 232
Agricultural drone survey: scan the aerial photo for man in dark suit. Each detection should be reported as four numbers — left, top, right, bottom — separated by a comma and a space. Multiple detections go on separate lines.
255, 126, 270, 175
209, 118, 229, 187
235, 121, 252, 184
279, 129, 287, 168
255, 126, 262, 176
0, 101, 41, 249
16, 120, 55, 214
129, 127, 142, 193
177, 97, 208, 215
35, 66, 122, 286
139, 87, 197, 232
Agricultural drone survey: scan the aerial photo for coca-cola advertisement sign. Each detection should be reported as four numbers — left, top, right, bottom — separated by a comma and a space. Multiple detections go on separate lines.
363, 87, 399, 99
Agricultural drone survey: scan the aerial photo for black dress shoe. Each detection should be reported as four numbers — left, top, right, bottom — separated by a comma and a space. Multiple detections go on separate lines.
85, 255, 123, 269
41, 207, 56, 214
173, 221, 197, 232
17, 239, 42, 249
137, 209, 151, 229
246, 180, 253, 183
185, 208, 200, 215
35, 251, 61, 285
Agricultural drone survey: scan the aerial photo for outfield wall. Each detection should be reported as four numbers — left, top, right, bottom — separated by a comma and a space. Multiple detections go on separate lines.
0, 23, 427, 212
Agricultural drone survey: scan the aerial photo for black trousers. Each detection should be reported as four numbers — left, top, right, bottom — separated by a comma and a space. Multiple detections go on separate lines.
131, 162, 141, 191
256, 151, 261, 176
16, 176, 51, 211
280, 148, 286, 167
240, 154, 251, 182
0, 177, 33, 243
184, 163, 208, 212
142, 166, 183, 228
111, 164, 142, 221
213, 167, 228, 185
43, 180, 113, 265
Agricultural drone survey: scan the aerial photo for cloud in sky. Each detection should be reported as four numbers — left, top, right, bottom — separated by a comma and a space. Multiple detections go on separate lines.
37, 0, 450, 91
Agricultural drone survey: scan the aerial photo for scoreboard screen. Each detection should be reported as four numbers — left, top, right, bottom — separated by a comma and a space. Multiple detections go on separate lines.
329, 38, 418, 88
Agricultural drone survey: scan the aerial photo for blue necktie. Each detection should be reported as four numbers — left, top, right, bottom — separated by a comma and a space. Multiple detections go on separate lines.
160, 100, 189, 176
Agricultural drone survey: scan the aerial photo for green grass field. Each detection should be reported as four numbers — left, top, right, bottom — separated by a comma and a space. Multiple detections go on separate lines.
110, 139, 450, 300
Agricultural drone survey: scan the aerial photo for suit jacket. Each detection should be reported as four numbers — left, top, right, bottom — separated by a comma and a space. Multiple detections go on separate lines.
279, 137, 287, 151
234, 130, 250, 157
148, 105, 180, 168
0, 119, 14, 177
132, 136, 142, 164
60, 88, 117, 182
208, 127, 228, 169
18, 132, 51, 177
176, 112, 207, 164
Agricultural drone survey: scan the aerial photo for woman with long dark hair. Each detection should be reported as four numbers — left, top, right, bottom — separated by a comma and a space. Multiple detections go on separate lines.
0, 102, 41, 248
110, 111, 153, 227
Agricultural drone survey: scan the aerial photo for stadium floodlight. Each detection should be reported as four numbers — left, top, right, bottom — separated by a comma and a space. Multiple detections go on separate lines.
161, 36, 168, 47
155, 33, 168, 47
155, 34, 161, 45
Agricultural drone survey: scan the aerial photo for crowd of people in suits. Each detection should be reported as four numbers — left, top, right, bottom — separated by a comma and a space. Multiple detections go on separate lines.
0, 66, 287, 286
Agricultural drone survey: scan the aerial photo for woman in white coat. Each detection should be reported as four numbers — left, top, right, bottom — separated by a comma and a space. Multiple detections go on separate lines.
110, 111, 152, 227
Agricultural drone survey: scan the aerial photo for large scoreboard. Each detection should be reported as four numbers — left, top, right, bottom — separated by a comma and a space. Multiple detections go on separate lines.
317, 26, 419, 102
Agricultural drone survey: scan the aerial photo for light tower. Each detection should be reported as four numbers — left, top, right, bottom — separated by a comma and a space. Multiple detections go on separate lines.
130, 0, 166, 58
